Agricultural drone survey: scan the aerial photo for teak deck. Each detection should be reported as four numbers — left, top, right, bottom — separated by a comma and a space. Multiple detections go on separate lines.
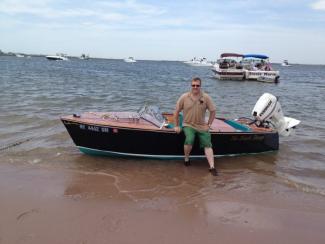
61, 112, 273, 133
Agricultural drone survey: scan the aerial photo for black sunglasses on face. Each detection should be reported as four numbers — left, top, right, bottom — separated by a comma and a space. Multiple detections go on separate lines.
191, 84, 200, 88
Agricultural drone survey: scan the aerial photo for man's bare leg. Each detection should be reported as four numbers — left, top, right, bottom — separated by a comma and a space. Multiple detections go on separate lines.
184, 144, 192, 165
204, 147, 214, 168
205, 147, 217, 175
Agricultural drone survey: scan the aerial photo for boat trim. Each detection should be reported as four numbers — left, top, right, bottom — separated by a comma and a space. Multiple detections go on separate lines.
62, 118, 275, 134
78, 146, 277, 159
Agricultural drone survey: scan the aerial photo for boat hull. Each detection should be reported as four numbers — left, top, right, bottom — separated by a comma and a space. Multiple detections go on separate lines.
212, 68, 245, 80
61, 119, 279, 159
46, 56, 68, 61
185, 63, 213, 67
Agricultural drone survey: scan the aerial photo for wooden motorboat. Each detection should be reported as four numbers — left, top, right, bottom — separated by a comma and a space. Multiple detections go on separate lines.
61, 93, 300, 159
61, 105, 280, 159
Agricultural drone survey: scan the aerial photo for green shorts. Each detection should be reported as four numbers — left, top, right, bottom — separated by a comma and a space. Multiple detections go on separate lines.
183, 126, 212, 148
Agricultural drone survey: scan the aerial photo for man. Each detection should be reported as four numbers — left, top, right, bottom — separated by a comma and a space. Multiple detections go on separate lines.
174, 77, 218, 176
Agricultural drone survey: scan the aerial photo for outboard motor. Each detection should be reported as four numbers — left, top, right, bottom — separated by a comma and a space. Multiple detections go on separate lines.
252, 93, 300, 136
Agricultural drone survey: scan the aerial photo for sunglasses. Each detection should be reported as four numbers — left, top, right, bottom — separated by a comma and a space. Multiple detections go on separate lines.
191, 84, 200, 88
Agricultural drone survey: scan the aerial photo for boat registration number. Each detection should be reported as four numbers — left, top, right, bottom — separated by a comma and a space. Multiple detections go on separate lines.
80, 124, 110, 133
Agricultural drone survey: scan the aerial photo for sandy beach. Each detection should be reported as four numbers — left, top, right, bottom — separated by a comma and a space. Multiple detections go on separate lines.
1, 159, 325, 244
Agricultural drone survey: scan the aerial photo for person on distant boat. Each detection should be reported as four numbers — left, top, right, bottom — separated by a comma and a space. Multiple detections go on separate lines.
173, 77, 218, 176
220, 60, 229, 69
264, 64, 271, 71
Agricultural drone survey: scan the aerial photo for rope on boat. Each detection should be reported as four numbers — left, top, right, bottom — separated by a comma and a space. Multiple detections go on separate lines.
100, 113, 140, 121
236, 117, 257, 125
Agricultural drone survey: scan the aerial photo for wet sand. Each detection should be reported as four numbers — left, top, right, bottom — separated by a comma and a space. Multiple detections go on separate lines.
1, 160, 325, 244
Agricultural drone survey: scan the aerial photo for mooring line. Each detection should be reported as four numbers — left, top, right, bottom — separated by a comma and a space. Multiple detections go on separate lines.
0, 124, 62, 152
0, 138, 32, 151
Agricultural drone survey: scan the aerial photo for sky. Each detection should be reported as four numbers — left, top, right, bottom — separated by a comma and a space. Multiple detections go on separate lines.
0, 0, 325, 64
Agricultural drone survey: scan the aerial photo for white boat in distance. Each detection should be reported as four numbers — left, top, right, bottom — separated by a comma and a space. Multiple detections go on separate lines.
281, 60, 291, 66
79, 54, 90, 60
184, 57, 213, 67
46, 54, 69, 61
124, 57, 136, 63
212, 53, 245, 80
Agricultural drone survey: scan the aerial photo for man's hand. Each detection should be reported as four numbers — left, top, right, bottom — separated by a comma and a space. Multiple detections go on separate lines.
174, 126, 181, 134
201, 124, 209, 131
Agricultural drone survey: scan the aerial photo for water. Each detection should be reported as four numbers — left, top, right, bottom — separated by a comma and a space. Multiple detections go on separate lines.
1, 56, 325, 197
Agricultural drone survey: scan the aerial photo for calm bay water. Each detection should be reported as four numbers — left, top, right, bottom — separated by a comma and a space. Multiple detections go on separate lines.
1, 56, 324, 196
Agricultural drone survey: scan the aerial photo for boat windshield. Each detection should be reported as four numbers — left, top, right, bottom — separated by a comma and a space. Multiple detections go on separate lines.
137, 105, 166, 128
217, 58, 237, 64
243, 58, 274, 71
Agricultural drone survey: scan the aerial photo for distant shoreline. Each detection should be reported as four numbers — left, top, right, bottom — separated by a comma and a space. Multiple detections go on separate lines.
0, 52, 324, 65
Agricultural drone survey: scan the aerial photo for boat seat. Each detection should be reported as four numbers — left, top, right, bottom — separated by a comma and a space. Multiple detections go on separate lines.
211, 119, 237, 132
219, 63, 229, 69
223, 119, 251, 132
164, 113, 183, 128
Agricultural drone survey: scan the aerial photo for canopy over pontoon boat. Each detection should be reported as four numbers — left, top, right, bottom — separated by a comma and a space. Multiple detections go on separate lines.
243, 54, 269, 59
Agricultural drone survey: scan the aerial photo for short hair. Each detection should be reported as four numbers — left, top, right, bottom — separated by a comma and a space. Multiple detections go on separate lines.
192, 77, 202, 85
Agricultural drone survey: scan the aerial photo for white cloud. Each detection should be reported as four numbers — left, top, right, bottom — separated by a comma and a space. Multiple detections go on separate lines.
0, 0, 165, 24
119, 0, 166, 15
311, 0, 325, 10
0, 0, 54, 17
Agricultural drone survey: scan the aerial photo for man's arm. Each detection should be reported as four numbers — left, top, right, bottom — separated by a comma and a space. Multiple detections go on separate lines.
207, 110, 216, 128
174, 109, 180, 126
205, 94, 216, 128
174, 108, 182, 133
174, 95, 184, 133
